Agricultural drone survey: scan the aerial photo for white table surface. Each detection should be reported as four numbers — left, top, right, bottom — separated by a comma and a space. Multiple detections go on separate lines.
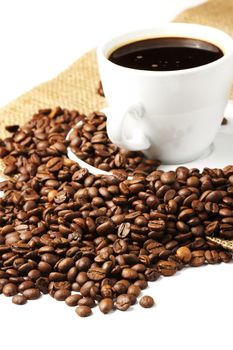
2, 1, 233, 350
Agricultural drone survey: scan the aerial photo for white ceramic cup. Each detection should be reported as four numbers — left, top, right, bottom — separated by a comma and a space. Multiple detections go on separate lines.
97, 23, 233, 164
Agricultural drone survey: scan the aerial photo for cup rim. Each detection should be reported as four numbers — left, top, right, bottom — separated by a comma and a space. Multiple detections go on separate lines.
97, 23, 233, 76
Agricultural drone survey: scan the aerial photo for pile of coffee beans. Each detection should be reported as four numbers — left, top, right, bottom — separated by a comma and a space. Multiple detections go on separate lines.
68, 111, 160, 174
0, 107, 232, 317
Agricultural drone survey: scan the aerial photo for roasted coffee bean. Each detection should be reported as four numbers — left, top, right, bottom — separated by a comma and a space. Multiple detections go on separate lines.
54, 289, 71, 301
100, 284, 113, 298
87, 267, 106, 281
115, 294, 132, 311
161, 171, 176, 185
36, 277, 49, 294
76, 272, 88, 286
139, 295, 155, 308
80, 281, 95, 297
117, 222, 130, 238
99, 298, 114, 314
113, 282, 128, 295
121, 268, 138, 280
28, 269, 41, 281
76, 257, 91, 271
204, 250, 219, 264
157, 260, 177, 277
78, 297, 95, 308
65, 294, 82, 307
12, 294, 27, 305
176, 246, 192, 263
113, 239, 128, 254
189, 250, 205, 267
127, 285, 141, 297
134, 280, 148, 290
22, 288, 41, 300
75, 305, 92, 317
128, 293, 137, 305
71, 283, 81, 292
144, 267, 160, 281
3, 283, 18, 297
57, 258, 74, 273
46, 157, 64, 172
219, 251, 232, 263
18, 281, 35, 293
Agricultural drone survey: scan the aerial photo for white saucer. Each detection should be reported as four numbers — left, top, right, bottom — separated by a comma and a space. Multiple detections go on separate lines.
67, 100, 233, 174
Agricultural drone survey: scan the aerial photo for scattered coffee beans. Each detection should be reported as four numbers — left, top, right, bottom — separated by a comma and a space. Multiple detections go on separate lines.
68, 111, 160, 174
0, 107, 232, 318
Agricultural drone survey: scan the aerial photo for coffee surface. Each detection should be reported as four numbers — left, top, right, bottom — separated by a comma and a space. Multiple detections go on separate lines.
108, 37, 223, 71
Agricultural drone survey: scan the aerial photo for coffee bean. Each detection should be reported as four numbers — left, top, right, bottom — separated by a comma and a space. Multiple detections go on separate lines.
54, 289, 71, 301
146, 195, 159, 209
75, 305, 92, 317
87, 267, 106, 281
99, 298, 114, 314
178, 209, 195, 221
65, 294, 82, 307
219, 251, 232, 263
204, 250, 219, 264
36, 277, 49, 294
80, 281, 95, 297
161, 171, 176, 185
115, 294, 132, 311
189, 251, 205, 267
127, 285, 141, 297
176, 246, 192, 263
75, 257, 91, 271
221, 117, 228, 125
46, 157, 64, 172
78, 297, 95, 308
3, 283, 18, 296
121, 268, 138, 280
76, 272, 88, 286
205, 190, 223, 203
57, 258, 74, 273
139, 295, 155, 308
144, 268, 160, 281
113, 239, 128, 254
157, 260, 177, 276
12, 294, 27, 305
18, 281, 35, 292
117, 222, 130, 238
22, 288, 41, 300
134, 280, 148, 289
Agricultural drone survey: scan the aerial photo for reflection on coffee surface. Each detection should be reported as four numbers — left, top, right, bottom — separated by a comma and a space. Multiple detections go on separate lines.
108, 37, 223, 71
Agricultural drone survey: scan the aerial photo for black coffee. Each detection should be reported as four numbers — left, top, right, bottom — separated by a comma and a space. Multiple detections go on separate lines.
108, 37, 223, 71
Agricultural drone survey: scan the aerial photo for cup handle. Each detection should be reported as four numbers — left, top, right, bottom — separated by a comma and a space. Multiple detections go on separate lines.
104, 104, 151, 151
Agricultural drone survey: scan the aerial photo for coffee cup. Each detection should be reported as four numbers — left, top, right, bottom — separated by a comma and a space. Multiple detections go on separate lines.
97, 23, 233, 164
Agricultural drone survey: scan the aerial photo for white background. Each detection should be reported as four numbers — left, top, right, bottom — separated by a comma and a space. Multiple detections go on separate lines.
2, 1, 233, 350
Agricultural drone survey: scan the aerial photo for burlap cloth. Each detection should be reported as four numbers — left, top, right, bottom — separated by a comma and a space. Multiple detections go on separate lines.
0, 0, 233, 176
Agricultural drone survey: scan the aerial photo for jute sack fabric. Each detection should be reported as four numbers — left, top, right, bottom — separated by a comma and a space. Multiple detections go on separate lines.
0, 0, 233, 176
